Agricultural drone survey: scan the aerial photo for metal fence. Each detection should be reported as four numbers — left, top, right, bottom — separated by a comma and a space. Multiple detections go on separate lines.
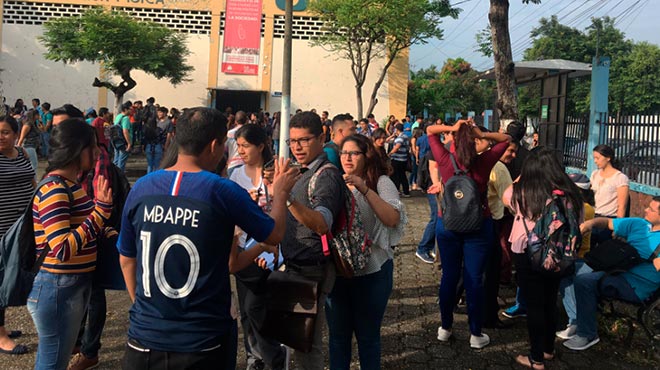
562, 113, 660, 188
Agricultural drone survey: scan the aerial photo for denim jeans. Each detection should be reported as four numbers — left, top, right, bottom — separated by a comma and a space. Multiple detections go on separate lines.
564, 262, 640, 338
326, 259, 393, 370
40, 132, 50, 157
113, 148, 130, 172
23, 146, 38, 180
145, 144, 164, 174
28, 271, 92, 370
437, 217, 493, 335
408, 157, 418, 186
417, 194, 438, 255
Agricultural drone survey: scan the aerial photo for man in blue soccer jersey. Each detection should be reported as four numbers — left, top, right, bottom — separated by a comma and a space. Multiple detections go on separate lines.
117, 107, 298, 369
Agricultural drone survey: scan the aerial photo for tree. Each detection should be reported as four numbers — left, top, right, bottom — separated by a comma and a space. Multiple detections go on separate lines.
408, 58, 493, 117
488, 0, 540, 123
613, 42, 660, 113
40, 9, 193, 113
309, 0, 459, 119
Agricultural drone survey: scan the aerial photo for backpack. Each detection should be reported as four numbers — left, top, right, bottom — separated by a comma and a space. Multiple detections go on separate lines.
308, 163, 371, 278
523, 190, 581, 277
441, 153, 483, 233
0, 176, 73, 307
416, 150, 432, 191
584, 239, 660, 273
109, 114, 128, 151
142, 119, 159, 145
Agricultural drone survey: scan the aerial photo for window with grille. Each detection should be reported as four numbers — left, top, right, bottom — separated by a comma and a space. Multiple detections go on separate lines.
117, 7, 212, 35
2, 1, 93, 25
273, 15, 326, 40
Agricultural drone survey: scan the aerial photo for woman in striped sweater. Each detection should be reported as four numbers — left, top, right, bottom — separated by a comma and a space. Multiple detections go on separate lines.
28, 119, 113, 370
0, 114, 35, 355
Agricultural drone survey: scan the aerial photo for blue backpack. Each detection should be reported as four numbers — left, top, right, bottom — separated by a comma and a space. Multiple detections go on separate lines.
0, 176, 73, 307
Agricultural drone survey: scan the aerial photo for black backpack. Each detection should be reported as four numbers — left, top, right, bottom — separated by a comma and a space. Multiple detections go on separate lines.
416, 150, 432, 191
584, 239, 660, 273
142, 120, 159, 145
0, 176, 73, 307
109, 114, 128, 151
441, 153, 483, 233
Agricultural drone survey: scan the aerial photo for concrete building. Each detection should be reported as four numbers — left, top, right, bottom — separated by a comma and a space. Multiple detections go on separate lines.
0, 0, 408, 118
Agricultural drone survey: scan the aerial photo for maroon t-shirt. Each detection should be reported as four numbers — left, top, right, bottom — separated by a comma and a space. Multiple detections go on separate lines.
429, 134, 509, 217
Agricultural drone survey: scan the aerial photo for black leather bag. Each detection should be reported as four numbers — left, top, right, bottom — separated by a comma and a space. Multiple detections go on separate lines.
259, 270, 319, 353
585, 239, 659, 273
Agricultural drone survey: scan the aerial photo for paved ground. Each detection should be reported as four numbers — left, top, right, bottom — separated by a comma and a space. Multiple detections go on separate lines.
2, 155, 658, 369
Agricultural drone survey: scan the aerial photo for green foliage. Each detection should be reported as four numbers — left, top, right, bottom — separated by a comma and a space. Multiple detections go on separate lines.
40, 8, 193, 87
475, 25, 492, 58
309, 0, 458, 117
408, 58, 493, 117
521, 15, 658, 115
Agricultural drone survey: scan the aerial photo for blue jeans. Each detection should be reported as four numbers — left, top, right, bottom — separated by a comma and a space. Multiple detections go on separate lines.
437, 217, 493, 335
24, 146, 38, 180
417, 194, 437, 255
145, 144, 163, 173
326, 259, 393, 370
113, 148, 129, 172
564, 262, 640, 338
28, 271, 92, 370
408, 157, 418, 185
40, 132, 50, 157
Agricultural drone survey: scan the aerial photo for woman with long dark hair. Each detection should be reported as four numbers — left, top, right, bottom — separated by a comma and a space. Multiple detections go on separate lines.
28, 119, 113, 369
427, 118, 511, 349
503, 147, 583, 369
0, 115, 34, 355
17, 109, 41, 176
326, 134, 406, 370
229, 124, 286, 370
589, 144, 629, 246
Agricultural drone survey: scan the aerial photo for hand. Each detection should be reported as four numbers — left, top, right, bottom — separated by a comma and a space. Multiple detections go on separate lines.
427, 182, 443, 195
272, 157, 301, 196
96, 175, 113, 205
343, 174, 368, 194
579, 220, 593, 235
255, 243, 279, 270
126, 144, 132, 153
248, 188, 260, 202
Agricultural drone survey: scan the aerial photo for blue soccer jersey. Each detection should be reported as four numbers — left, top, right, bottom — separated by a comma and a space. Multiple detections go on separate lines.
117, 170, 275, 352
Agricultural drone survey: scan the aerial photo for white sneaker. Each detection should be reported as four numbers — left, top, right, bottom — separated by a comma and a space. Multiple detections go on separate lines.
563, 335, 600, 351
437, 327, 452, 342
556, 324, 577, 340
470, 333, 490, 349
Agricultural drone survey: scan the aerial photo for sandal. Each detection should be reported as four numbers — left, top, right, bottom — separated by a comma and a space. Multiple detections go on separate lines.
515, 354, 545, 370
0, 344, 29, 355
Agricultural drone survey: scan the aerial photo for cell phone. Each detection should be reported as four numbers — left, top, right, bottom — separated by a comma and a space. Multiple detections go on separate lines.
263, 158, 275, 170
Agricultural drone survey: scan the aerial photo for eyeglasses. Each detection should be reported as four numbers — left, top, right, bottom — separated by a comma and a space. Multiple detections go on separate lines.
286, 136, 318, 147
339, 150, 364, 158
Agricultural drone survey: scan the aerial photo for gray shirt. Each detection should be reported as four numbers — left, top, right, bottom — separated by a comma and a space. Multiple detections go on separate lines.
281, 153, 344, 265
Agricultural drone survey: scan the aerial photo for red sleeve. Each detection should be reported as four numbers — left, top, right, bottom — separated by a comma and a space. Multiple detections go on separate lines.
428, 134, 454, 184
474, 141, 509, 178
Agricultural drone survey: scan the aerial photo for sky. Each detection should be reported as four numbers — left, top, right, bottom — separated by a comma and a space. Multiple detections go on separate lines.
409, 0, 660, 72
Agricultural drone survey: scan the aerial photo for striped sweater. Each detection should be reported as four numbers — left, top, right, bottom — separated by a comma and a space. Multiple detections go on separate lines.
0, 148, 34, 238
32, 177, 113, 273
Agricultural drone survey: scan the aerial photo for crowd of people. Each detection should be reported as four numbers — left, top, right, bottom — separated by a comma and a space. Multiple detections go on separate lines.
0, 97, 658, 370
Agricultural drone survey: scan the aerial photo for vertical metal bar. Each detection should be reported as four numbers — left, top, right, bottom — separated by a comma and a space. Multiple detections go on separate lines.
278, 0, 293, 159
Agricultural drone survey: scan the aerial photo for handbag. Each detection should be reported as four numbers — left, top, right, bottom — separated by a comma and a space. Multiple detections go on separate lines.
584, 239, 660, 273
259, 269, 319, 353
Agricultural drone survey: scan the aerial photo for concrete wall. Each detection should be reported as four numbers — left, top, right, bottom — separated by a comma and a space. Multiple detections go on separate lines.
1, 24, 99, 110
268, 38, 391, 119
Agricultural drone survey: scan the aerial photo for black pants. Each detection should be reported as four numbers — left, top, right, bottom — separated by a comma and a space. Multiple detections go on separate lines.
390, 160, 409, 195
76, 284, 107, 358
122, 336, 232, 370
513, 253, 560, 363
483, 219, 503, 325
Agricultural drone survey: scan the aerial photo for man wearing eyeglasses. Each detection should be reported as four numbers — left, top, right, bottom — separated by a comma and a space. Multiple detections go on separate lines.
281, 111, 344, 370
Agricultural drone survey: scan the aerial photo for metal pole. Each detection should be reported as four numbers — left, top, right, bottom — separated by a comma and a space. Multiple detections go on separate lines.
278, 0, 293, 159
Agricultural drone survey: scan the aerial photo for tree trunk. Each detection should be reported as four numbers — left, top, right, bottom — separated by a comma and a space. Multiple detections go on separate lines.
356, 84, 364, 120
364, 52, 397, 118
92, 69, 137, 115
489, 0, 518, 123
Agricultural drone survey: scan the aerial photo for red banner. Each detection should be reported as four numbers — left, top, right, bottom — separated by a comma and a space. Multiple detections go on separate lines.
222, 0, 263, 75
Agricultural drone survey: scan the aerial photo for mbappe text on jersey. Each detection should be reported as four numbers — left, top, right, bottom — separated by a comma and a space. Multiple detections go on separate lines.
143, 205, 200, 228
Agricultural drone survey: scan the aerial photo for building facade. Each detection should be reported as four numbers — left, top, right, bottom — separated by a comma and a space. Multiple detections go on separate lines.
0, 0, 408, 118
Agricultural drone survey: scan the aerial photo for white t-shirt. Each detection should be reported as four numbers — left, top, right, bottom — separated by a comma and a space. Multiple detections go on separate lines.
229, 166, 270, 247
590, 169, 629, 216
